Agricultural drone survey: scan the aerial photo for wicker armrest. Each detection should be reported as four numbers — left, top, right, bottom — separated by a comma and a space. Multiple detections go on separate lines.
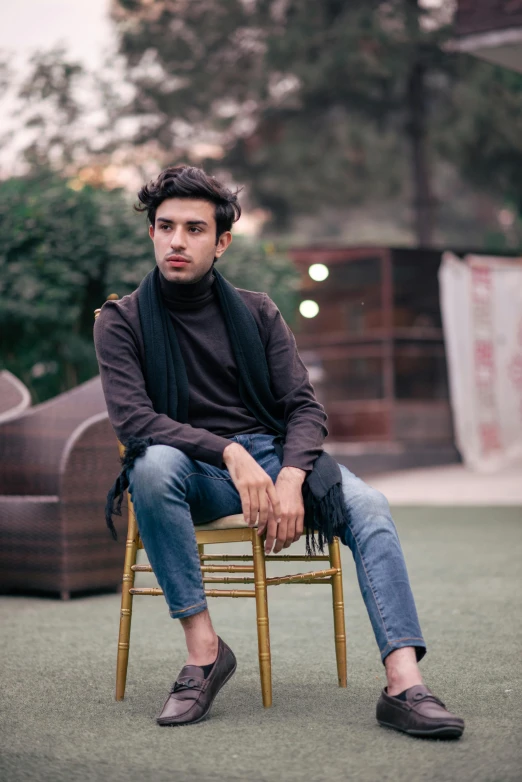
0, 376, 107, 495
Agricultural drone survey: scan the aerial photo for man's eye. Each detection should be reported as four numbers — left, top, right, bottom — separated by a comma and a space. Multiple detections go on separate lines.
189, 226, 201, 233
159, 224, 170, 230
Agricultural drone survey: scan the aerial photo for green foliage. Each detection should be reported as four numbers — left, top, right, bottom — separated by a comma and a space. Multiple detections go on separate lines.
436, 60, 522, 215
0, 170, 298, 402
218, 237, 299, 324
0, 170, 152, 402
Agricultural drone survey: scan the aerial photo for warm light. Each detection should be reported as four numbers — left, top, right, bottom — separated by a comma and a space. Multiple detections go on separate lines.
299, 300, 319, 318
308, 263, 329, 282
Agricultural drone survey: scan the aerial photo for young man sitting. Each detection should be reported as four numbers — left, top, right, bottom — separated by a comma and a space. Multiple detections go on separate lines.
94, 165, 464, 738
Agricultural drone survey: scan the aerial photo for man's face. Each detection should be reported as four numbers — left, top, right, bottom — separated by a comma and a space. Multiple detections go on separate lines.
149, 197, 232, 284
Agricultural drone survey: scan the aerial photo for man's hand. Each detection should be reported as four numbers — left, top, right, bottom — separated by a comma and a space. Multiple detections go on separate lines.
223, 442, 281, 530
260, 466, 306, 554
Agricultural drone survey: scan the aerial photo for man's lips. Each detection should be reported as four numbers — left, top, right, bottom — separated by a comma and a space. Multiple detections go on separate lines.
165, 255, 190, 265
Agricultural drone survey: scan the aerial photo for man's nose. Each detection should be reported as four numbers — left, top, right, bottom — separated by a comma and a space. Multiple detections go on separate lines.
169, 227, 187, 249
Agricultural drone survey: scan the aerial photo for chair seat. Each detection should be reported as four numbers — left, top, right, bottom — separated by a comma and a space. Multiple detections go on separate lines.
195, 514, 253, 532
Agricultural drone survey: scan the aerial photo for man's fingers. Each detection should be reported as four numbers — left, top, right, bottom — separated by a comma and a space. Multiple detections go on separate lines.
257, 488, 269, 529
283, 517, 296, 548
266, 482, 282, 523
264, 518, 279, 554
247, 487, 260, 526
273, 519, 289, 554
258, 491, 276, 536
240, 489, 251, 526
295, 513, 304, 542
260, 483, 281, 541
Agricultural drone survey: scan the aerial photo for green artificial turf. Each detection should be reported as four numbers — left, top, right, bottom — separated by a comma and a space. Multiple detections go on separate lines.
1, 506, 521, 782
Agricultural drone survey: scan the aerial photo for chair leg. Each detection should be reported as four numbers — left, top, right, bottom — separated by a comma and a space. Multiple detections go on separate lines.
329, 537, 347, 688
116, 496, 139, 701
251, 530, 272, 707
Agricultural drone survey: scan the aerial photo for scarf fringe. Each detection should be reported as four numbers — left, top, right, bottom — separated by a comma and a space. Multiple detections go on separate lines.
105, 437, 152, 540
303, 483, 351, 556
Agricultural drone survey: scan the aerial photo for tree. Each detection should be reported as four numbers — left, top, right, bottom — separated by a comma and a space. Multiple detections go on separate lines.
3, 2, 521, 253
437, 59, 522, 229
109, 0, 458, 244
1, 48, 90, 173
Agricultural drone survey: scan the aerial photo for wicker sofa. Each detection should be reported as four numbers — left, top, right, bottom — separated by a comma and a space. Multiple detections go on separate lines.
0, 370, 31, 423
0, 376, 125, 598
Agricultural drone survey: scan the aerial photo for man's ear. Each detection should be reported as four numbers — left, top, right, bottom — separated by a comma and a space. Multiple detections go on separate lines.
215, 231, 232, 258
149, 224, 154, 241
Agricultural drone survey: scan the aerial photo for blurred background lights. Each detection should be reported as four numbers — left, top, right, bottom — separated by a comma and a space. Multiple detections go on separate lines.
308, 263, 329, 281
299, 300, 319, 318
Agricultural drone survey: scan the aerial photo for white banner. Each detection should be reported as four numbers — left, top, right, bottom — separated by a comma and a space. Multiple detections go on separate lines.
439, 252, 522, 472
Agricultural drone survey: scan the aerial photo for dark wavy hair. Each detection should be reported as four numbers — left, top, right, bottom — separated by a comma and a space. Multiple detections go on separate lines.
135, 164, 242, 241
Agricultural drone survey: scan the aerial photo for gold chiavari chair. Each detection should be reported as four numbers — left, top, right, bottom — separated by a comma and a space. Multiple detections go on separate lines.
95, 297, 347, 707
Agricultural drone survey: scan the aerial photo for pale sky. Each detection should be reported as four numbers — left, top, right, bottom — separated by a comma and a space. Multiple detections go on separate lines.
0, 0, 117, 178
0, 0, 114, 68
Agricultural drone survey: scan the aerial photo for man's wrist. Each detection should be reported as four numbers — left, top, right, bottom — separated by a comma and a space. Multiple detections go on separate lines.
223, 442, 235, 457
222, 441, 242, 464
278, 465, 307, 485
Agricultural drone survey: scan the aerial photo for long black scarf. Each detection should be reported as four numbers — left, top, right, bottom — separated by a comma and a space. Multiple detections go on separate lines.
105, 266, 350, 553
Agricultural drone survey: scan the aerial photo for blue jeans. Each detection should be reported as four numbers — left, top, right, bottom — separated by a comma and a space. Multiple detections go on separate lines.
128, 433, 426, 663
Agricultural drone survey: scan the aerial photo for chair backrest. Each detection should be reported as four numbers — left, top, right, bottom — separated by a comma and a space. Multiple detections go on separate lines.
0, 370, 31, 424
94, 292, 119, 322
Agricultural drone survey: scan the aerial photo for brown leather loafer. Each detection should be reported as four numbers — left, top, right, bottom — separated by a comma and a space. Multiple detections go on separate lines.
157, 636, 236, 726
377, 685, 465, 739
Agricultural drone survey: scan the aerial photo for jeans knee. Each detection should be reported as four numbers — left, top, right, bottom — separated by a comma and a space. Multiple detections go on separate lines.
129, 444, 190, 499
366, 487, 391, 518
347, 486, 391, 524
339, 464, 392, 528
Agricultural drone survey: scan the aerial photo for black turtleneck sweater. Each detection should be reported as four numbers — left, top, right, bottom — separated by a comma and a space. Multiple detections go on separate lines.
94, 266, 328, 472
159, 267, 269, 438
